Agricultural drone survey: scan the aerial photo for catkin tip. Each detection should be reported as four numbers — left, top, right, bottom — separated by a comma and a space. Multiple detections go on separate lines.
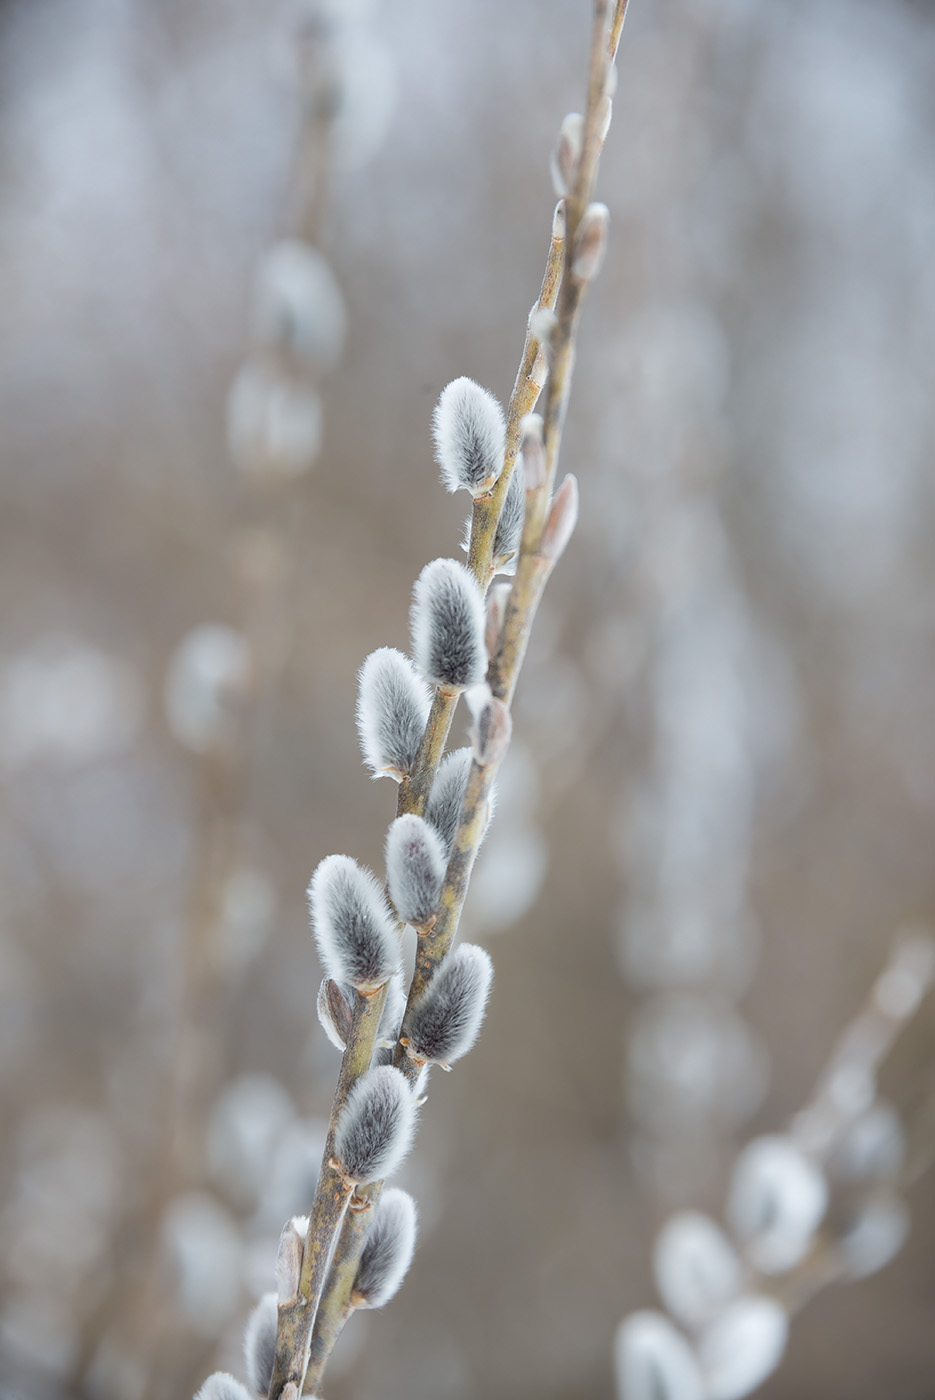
243, 1292, 278, 1396
432, 377, 506, 497
194, 1375, 254, 1400
333, 1066, 417, 1185
411, 559, 487, 691
357, 648, 431, 780
352, 1188, 418, 1309
405, 943, 493, 1067
308, 855, 400, 993
571, 202, 610, 281
386, 814, 446, 928
550, 112, 584, 198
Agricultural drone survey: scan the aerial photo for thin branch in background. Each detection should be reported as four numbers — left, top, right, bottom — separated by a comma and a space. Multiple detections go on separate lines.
615, 926, 935, 1400
74, 12, 364, 1396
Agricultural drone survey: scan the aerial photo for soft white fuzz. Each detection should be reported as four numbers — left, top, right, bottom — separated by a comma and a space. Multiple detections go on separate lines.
696, 1296, 788, 1400
614, 1311, 704, 1400
333, 1066, 417, 1185
727, 1135, 827, 1274
194, 1375, 253, 1400
425, 747, 496, 854
386, 815, 447, 927
373, 971, 408, 1066
410, 559, 487, 691
308, 855, 400, 993
652, 1212, 741, 1330
352, 1188, 418, 1309
405, 944, 493, 1067
425, 747, 474, 853
243, 1292, 278, 1396
492, 460, 525, 570
432, 377, 506, 496
356, 647, 431, 781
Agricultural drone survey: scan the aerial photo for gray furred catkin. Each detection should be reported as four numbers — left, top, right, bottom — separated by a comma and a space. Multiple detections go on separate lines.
405, 943, 493, 1067
356, 647, 432, 780
194, 1375, 254, 1400
493, 458, 525, 569
432, 377, 506, 496
352, 1188, 418, 1309
333, 1066, 416, 1184
374, 970, 408, 1065
308, 855, 400, 993
425, 748, 474, 852
469, 690, 512, 769
243, 1292, 278, 1396
411, 559, 487, 691
425, 746, 496, 854
386, 814, 446, 927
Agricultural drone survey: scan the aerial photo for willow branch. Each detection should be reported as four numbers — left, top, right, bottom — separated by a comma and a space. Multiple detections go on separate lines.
299, 5, 620, 1391
269, 987, 386, 1396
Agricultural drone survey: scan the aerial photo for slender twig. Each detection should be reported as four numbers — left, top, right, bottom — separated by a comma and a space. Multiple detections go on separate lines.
406, 212, 568, 816
609, 0, 631, 63
696, 931, 932, 1326
271, 989, 385, 1394
465, 215, 566, 584
293, 6, 622, 1394
488, 2, 612, 703
98, 17, 351, 1397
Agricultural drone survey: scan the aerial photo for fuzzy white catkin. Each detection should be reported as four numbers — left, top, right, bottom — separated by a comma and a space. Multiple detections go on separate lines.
252, 240, 346, 371
696, 1295, 788, 1400
614, 1311, 704, 1400
308, 855, 400, 993
492, 459, 525, 570
425, 747, 473, 852
828, 1100, 905, 1184
432, 377, 506, 496
373, 971, 408, 1066
243, 1292, 277, 1396
194, 1374, 253, 1400
165, 625, 250, 754
405, 943, 493, 1067
411, 559, 487, 691
835, 1191, 909, 1278
227, 360, 323, 478
653, 1211, 742, 1329
386, 815, 446, 927
352, 1188, 418, 1308
425, 747, 497, 854
356, 648, 431, 780
468, 689, 512, 768
333, 1066, 416, 1184
727, 1135, 828, 1273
